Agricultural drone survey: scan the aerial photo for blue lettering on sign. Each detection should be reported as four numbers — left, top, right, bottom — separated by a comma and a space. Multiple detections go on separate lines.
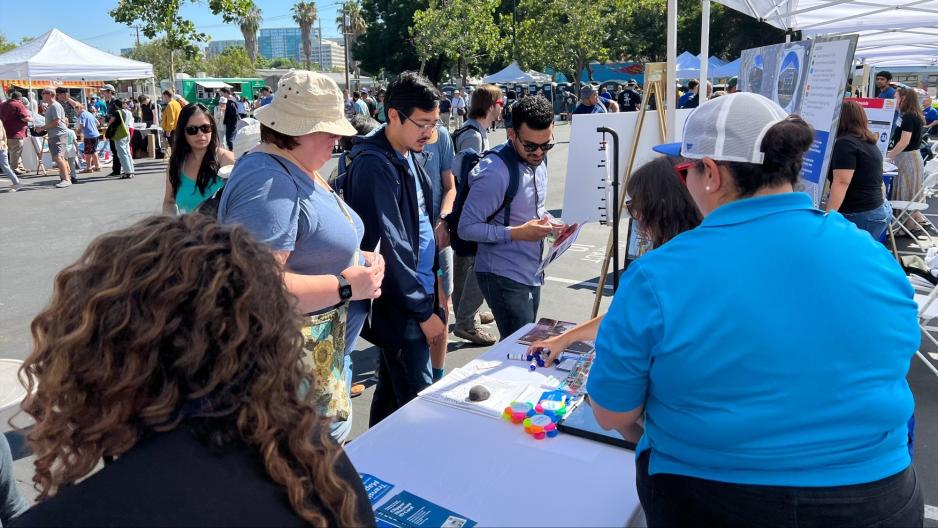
800, 129, 829, 184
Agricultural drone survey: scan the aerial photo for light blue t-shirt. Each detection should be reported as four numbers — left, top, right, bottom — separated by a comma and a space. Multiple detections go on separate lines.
587, 192, 919, 487
217, 151, 367, 354
402, 152, 436, 295
419, 124, 455, 217
354, 99, 369, 116
78, 111, 99, 138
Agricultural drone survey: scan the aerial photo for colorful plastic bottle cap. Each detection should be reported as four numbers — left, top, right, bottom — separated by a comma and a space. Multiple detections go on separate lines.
533, 431, 546, 440
526, 414, 552, 436
507, 402, 532, 424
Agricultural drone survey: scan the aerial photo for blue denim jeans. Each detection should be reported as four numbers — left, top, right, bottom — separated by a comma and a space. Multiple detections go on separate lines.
475, 272, 540, 339
843, 201, 890, 242
368, 318, 432, 427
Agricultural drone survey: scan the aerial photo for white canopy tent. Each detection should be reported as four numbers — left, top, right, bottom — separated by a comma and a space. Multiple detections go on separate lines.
712, 0, 938, 35
482, 61, 551, 84
0, 28, 153, 80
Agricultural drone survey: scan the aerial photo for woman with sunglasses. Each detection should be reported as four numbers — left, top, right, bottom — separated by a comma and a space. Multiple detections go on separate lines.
588, 93, 922, 527
162, 103, 234, 215
527, 157, 702, 362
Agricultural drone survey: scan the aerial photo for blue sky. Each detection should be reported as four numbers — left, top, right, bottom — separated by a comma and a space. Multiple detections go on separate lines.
2, 0, 347, 54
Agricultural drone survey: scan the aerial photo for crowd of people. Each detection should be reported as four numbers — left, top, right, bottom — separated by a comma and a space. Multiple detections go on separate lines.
0, 66, 929, 527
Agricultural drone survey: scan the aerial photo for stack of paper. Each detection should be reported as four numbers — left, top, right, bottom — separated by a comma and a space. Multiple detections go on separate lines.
418, 368, 542, 419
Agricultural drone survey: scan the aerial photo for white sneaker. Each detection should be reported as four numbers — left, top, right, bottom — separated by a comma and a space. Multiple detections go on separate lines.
13, 184, 22, 191
54, 180, 72, 188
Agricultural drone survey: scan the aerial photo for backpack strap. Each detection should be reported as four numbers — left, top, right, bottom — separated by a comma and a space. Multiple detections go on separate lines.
483, 143, 521, 227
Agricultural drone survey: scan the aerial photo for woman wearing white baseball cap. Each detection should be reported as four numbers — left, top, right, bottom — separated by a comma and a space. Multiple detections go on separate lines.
587, 92, 923, 527
216, 70, 385, 443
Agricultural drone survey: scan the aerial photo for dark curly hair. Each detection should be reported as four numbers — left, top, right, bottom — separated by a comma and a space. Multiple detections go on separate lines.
512, 95, 554, 131
18, 215, 363, 526
627, 157, 702, 247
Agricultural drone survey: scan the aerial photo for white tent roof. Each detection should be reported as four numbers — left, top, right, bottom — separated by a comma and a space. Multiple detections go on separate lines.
864, 55, 938, 66
0, 28, 153, 81
482, 62, 550, 84
714, 0, 938, 35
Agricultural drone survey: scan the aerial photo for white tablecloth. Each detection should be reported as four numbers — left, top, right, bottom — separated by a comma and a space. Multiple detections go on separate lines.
345, 324, 641, 527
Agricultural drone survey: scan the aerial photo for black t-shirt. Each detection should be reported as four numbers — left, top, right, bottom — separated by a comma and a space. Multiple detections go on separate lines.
828, 134, 885, 214
892, 112, 923, 152
141, 102, 156, 124
440, 98, 452, 113
617, 89, 642, 111
11, 427, 376, 527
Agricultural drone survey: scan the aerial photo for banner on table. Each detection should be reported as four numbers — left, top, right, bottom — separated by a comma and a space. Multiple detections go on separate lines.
846, 97, 896, 157
738, 35, 858, 205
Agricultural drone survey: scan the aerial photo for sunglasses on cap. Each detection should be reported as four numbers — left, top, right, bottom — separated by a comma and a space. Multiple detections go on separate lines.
185, 124, 214, 136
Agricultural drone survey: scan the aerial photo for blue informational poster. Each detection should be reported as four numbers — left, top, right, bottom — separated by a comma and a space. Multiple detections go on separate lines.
374, 491, 477, 528
738, 36, 858, 205
360, 473, 395, 506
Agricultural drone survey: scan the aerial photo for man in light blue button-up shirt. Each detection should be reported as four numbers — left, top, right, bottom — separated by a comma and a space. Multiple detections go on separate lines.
458, 96, 558, 339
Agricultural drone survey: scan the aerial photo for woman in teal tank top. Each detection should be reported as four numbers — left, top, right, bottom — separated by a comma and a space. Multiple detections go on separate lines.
162, 103, 234, 215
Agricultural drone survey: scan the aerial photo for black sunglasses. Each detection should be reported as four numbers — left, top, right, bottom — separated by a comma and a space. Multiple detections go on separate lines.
185, 124, 214, 136
516, 136, 556, 153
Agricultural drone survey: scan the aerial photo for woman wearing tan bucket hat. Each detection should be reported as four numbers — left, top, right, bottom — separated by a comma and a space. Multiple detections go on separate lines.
217, 70, 385, 443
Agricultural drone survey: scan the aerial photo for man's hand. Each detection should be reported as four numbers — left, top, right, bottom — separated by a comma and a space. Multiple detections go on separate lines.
419, 314, 447, 347
510, 218, 554, 241
434, 219, 450, 248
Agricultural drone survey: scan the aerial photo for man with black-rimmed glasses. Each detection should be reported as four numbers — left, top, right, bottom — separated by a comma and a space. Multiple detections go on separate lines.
458, 96, 562, 339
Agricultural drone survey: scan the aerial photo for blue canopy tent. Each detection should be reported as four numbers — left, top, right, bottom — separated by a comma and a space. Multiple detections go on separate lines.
711, 58, 740, 78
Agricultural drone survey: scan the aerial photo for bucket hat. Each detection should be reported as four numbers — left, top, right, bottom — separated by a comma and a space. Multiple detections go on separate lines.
254, 70, 356, 137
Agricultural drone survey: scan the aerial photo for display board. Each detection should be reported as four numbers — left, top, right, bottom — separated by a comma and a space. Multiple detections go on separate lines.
738, 35, 858, 205
561, 110, 693, 226
847, 97, 896, 157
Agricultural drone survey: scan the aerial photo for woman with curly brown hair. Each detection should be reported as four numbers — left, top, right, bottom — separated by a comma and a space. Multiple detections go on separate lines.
12, 215, 375, 527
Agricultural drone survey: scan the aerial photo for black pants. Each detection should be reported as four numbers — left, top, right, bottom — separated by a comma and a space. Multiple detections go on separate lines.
636, 451, 923, 528
225, 124, 236, 151
368, 318, 432, 427
109, 138, 120, 174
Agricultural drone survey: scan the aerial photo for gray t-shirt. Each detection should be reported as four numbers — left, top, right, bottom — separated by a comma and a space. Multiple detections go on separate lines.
452, 119, 488, 185
44, 101, 69, 138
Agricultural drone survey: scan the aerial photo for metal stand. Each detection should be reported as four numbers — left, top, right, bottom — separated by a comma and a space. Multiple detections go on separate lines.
597, 127, 621, 292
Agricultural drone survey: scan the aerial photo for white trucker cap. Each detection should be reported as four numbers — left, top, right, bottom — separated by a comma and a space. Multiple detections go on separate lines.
653, 92, 790, 164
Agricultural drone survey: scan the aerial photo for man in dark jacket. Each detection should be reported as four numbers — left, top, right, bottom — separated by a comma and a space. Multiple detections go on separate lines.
343, 71, 445, 426
220, 88, 240, 150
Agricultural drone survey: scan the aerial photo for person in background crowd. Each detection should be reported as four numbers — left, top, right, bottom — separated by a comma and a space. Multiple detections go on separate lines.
439, 92, 452, 130
681, 80, 711, 108
343, 88, 354, 118
90, 94, 107, 116
419, 123, 456, 381
887, 86, 933, 237
54, 88, 78, 129
362, 88, 377, 119
827, 100, 890, 240
162, 104, 234, 215
352, 91, 368, 116
589, 93, 922, 527
329, 114, 380, 188
219, 88, 240, 150
100, 85, 124, 177
606, 98, 620, 113
238, 96, 249, 118
459, 96, 560, 339
450, 84, 502, 346
375, 89, 387, 124
107, 98, 134, 180
37, 88, 72, 188
679, 80, 698, 107
573, 85, 607, 114
617, 79, 642, 112
452, 89, 467, 128
77, 103, 101, 174
343, 71, 445, 426
923, 96, 938, 136
12, 215, 376, 527
0, 433, 28, 524
218, 70, 384, 443
137, 95, 156, 127
64, 126, 81, 181
727, 76, 738, 94
161, 89, 183, 153
0, 91, 32, 175
528, 156, 703, 362
0, 117, 23, 191
255, 86, 274, 109
214, 97, 228, 148
875, 71, 896, 99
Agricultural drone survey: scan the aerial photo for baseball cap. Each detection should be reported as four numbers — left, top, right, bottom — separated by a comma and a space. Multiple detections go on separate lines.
102, 84, 116, 92
627, 79, 637, 86
361, 87, 369, 94
728, 77, 738, 88
580, 85, 596, 99
653, 92, 788, 164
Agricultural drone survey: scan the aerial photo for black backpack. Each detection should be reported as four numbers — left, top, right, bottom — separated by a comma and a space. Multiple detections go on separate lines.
448, 140, 521, 257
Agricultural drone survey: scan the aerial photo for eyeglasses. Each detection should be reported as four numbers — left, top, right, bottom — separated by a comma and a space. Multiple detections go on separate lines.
625, 197, 636, 218
516, 135, 555, 153
397, 110, 438, 131
185, 124, 214, 136
673, 161, 695, 183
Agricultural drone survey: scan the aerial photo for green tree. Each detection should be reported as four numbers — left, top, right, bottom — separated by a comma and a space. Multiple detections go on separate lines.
411, 0, 504, 82
0, 33, 17, 54
110, 0, 255, 83
127, 39, 206, 83
268, 57, 300, 69
205, 47, 256, 77
292, 1, 318, 70
337, 0, 367, 75
355, 0, 427, 78
238, 5, 263, 64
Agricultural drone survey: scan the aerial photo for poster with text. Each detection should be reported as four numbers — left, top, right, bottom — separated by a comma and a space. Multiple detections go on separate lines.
739, 36, 858, 205
846, 97, 896, 157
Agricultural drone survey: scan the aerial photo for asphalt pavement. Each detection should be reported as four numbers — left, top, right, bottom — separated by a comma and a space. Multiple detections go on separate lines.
0, 122, 936, 523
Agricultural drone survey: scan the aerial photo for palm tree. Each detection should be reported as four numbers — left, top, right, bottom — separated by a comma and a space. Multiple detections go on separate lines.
292, 1, 318, 70
239, 6, 263, 64
336, 0, 366, 76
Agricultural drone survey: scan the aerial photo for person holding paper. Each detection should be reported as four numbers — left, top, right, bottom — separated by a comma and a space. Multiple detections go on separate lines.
589, 93, 922, 528
527, 157, 702, 363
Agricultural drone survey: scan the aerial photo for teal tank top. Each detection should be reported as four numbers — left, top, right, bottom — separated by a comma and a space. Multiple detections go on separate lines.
176, 170, 225, 214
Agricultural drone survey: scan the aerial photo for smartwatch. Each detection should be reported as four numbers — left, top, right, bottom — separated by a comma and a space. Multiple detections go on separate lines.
336, 274, 353, 303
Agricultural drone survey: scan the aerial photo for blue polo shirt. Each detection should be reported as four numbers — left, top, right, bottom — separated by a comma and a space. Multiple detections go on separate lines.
588, 192, 918, 487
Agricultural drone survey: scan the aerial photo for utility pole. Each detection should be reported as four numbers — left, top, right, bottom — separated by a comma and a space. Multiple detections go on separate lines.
343, 6, 350, 90
318, 17, 324, 71
512, 0, 517, 60
132, 25, 142, 47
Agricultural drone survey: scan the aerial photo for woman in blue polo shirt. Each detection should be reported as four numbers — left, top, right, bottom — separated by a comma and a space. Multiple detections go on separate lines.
587, 93, 923, 527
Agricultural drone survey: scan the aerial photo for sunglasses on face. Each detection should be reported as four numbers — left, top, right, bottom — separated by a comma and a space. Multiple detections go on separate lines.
516, 135, 555, 153
185, 124, 214, 136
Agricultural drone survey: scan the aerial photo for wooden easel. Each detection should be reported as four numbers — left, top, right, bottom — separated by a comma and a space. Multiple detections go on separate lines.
590, 62, 670, 318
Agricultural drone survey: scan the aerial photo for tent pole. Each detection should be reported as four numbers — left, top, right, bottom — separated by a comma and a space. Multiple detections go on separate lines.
700, 0, 710, 84
666, 0, 678, 141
